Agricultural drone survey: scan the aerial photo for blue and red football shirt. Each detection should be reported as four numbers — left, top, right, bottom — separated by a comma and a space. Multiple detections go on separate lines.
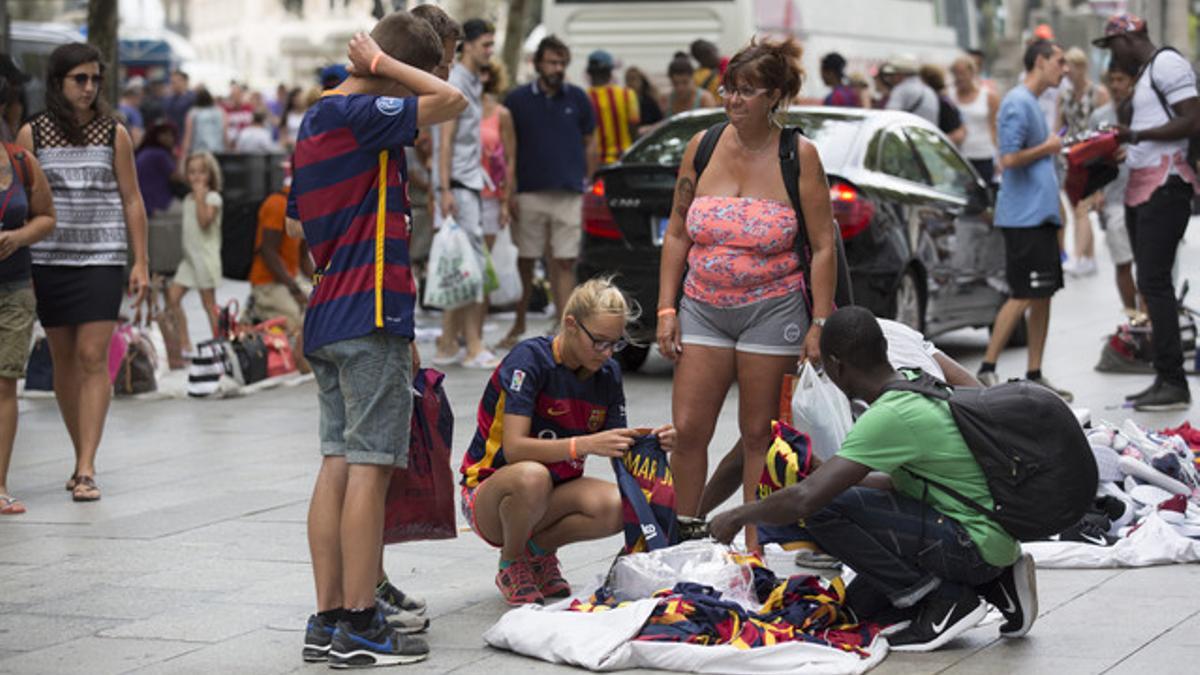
287, 92, 418, 354
460, 336, 627, 489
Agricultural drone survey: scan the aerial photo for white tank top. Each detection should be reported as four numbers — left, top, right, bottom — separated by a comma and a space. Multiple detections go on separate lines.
954, 87, 995, 161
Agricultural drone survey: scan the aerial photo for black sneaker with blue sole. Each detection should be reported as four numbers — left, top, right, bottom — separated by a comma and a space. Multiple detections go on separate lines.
302, 613, 336, 663
328, 610, 429, 669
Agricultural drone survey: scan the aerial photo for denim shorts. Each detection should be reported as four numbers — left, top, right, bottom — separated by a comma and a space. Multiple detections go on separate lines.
308, 332, 413, 467
679, 292, 809, 356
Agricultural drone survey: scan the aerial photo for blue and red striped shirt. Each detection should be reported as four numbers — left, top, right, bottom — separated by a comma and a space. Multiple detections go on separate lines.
460, 336, 627, 489
287, 92, 419, 353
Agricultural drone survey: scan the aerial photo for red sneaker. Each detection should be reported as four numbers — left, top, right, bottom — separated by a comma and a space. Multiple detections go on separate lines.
529, 552, 571, 599
496, 560, 543, 606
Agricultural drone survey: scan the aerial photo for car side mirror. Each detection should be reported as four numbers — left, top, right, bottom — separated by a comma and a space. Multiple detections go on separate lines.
965, 179, 991, 214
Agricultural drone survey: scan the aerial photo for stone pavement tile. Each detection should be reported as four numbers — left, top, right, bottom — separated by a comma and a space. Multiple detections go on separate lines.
0, 522, 91, 546
1011, 588, 1198, 659
1106, 645, 1200, 675
80, 489, 306, 540
939, 652, 1112, 675
98, 603, 287, 643
214, 565, 315, 606
113, 559, 308, 594
0, 536, 201, 573
0, 614, 119, 653
242, 500, 309, 523
0, 635, 198, 675
126, 627, 310, 675
29, 585, 213, 621
160, 519, 310, 563
0, 566, 133, 606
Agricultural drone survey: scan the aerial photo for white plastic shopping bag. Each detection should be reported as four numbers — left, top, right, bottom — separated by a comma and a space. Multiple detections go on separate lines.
423, 217, 484, 310
790, 361, 853, 460
488, 227, 522, 307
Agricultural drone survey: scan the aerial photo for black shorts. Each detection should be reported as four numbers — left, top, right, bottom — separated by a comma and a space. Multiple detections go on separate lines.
1001, 224, 1063, 299
31, 265, 125, 327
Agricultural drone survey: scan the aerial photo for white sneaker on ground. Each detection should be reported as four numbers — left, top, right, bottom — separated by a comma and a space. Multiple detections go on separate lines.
461, 350, 501, 370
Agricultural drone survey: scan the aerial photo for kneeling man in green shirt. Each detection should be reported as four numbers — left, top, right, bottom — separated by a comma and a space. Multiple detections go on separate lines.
710, 306, 1036, 652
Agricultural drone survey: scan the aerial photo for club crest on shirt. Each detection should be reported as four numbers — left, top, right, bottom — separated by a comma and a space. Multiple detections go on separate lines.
588, 408, 607, 431
375, 96, 405, 116
511, 369, 526, 392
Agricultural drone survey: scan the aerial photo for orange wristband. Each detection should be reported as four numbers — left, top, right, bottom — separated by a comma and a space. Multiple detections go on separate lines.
657, 308, 677, 317
370, 53, 383, 75
569, 438, 579, 462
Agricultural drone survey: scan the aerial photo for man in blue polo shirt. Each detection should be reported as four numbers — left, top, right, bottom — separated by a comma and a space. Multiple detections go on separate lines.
977, 39, 1072, 401
501, 35, 596, 347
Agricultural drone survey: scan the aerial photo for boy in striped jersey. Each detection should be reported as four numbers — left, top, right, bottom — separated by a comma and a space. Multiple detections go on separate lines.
287, 13, 466, 668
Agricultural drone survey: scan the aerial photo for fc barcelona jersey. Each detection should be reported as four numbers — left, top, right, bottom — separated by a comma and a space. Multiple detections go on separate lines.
460, 336, 627, 489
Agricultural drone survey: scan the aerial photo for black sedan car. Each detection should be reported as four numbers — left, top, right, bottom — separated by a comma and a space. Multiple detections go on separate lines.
578, 106, 1011, 372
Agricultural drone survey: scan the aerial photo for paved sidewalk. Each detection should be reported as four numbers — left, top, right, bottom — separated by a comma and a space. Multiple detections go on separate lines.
2, 227, 1200, 674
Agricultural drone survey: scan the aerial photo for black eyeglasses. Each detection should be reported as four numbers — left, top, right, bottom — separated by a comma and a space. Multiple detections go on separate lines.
577, 320, 628, 354
69, 74, 103, 87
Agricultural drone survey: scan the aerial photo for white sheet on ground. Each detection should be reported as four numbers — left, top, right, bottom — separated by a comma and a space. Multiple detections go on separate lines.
1025, 513, 1200, 568
482, 597, 887, 674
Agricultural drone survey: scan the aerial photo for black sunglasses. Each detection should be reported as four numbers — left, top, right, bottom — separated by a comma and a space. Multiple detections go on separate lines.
69, 74, 103, 86
577, 320, 628, 354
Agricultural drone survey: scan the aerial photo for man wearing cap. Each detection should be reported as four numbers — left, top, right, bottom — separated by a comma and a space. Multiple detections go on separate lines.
1095, 13, 1200, 411
977, 39, 1071, 399
434, 18, 499, 370
883, 55, 938, 126
586, 50, 640, 166
118, 77, 146, 147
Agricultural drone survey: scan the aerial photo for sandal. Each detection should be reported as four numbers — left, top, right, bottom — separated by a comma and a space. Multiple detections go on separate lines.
71, 475, 101, 502
0, 494, 25, 515
65, 474, 78, 491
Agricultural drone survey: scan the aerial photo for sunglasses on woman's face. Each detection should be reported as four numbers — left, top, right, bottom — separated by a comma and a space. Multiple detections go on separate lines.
69, 74, 103, 87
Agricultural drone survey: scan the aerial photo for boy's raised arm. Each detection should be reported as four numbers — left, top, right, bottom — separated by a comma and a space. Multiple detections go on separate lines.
347, 32, 465, 128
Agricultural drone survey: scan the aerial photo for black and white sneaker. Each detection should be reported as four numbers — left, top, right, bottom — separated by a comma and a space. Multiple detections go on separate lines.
302, 613, 337, 663
978, 551, 1038, 638
328, 609, 429, 669
377, 596, 430, 634
377, 578, 427, 615
887, 587, 987, 652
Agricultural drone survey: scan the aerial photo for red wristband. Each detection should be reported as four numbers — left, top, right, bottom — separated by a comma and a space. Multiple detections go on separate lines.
370, 53, 383, 75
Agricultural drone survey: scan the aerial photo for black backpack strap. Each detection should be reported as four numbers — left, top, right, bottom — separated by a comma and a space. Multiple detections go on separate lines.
692, 121, 728, 179
778, 127, 809, 266
901, 467, 996, 521
879, 372, 952, 400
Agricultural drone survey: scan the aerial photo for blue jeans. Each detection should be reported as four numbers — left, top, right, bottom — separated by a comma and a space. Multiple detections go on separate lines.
806, 487, 1002, 610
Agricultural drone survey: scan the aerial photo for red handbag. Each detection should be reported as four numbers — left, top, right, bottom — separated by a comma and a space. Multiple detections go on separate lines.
383, 368, 457, 544
253, 317, 297, 377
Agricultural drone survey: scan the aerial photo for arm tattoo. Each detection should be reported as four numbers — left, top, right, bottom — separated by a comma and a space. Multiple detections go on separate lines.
674, 176, 695, 220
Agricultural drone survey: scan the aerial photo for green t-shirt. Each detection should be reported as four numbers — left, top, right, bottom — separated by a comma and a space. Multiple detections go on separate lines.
835, 378, 1021, 568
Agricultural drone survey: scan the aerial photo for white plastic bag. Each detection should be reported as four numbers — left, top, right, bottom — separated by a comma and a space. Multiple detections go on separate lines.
790, 362, 853, 460
423, 217, 484, 310
488, 227, 522, 307
606, 540, 759, 609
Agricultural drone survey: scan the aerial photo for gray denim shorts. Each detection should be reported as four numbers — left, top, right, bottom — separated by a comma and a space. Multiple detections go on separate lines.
308, 333, 413, 467
679, 293, 809, 356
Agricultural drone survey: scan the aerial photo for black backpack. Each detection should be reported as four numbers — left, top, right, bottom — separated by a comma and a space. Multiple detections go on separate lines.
882, 370, 1097, 541
692, 122, 854, 309
1144, 47, 1200, 170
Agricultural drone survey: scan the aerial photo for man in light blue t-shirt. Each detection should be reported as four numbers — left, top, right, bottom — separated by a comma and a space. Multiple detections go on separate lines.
977, 40, 1072, 401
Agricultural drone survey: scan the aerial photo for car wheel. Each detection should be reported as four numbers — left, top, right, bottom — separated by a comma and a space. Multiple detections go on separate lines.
892, 269, 925, 333
615, 344, 650, 373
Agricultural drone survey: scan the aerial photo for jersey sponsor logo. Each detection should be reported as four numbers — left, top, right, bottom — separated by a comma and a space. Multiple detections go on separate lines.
511, 369, 526, 392
587, 408, 606, 431
375, 96, 405, 116
546, 403, 570, 417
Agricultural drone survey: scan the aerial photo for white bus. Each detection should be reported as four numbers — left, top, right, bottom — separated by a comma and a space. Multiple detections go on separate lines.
542, 0, 972, 99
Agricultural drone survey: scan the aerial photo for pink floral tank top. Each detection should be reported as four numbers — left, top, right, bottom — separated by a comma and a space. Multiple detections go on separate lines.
684, 196, 804, 307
